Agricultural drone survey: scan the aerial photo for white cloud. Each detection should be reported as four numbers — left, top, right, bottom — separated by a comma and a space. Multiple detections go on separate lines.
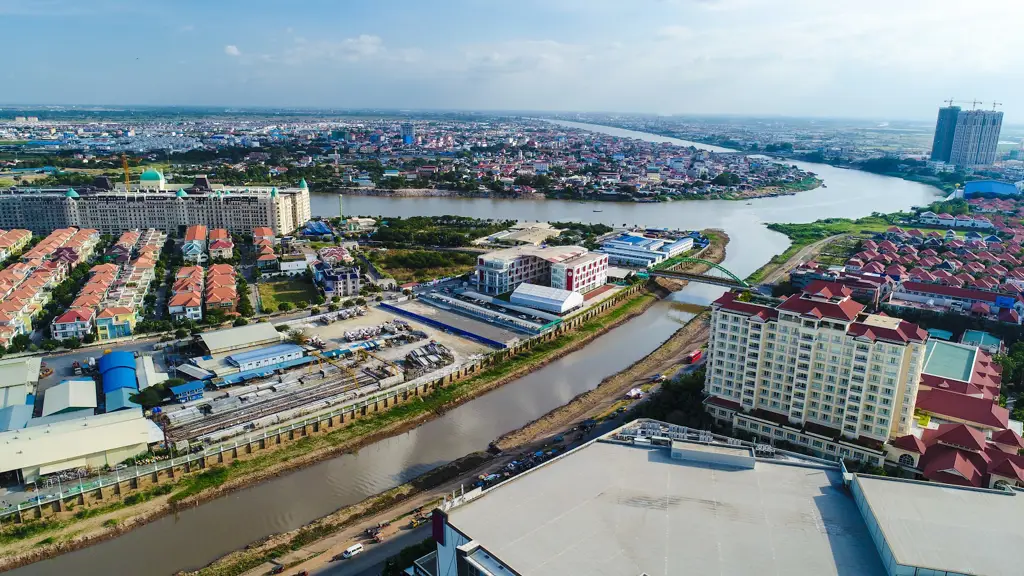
224, 45, 241, 57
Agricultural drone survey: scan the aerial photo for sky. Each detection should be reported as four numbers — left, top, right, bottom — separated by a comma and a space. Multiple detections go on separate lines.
3, 0, 1024, 120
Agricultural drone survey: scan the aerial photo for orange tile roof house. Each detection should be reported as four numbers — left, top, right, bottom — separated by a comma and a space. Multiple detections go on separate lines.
183, 225, 209, 264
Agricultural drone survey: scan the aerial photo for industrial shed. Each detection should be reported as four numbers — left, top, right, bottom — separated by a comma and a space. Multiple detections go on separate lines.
98, 351, 138, 394
199, 322, 282, 355
226, 343, 304, 371
0, 409, 163, 483
105, 387, 141, 412
0, 357, 42, 409
42, 379, 97, 417
510, 283, 583, 314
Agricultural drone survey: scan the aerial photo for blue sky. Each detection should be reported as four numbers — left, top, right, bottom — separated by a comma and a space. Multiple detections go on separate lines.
4, 0, 1023, 120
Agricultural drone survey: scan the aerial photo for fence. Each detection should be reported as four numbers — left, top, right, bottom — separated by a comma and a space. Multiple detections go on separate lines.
1, 282, 645, 522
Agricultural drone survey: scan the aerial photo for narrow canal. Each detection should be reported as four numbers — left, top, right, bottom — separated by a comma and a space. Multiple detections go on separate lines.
9, 123, 943, 576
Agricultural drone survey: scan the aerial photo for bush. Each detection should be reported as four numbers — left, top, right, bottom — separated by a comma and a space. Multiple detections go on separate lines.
278, 302, 293, 312
297, 300, 309, 309
327, 303, 339, 312
174, 328, 188, 339
355, 298, 366, 305
233, 317, 249, 327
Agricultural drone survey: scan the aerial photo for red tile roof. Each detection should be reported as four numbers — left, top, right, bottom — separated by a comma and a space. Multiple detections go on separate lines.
892, 434, 926, 454
916, 389, 1009, 430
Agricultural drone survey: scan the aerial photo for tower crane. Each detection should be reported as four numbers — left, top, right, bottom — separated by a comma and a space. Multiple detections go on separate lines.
943, 98, 984, 109
357, 346, 400, 374
992, 101, 1003, 110
121, 154, 131, 193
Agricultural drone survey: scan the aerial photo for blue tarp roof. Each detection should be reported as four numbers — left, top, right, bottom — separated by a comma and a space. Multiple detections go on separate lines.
105, 387, 140, 412
303, 221, 333, 235
227, 343, 304, 366
169, 381, 205, 396
964, 180, 1018, 195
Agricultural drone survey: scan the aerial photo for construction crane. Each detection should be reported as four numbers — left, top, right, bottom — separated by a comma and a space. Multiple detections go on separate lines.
357, 346, 401, 374
121, 154, 131, 193
308, 349, 361, 390
992, 101, 1003, 110
943, 98, 984, 109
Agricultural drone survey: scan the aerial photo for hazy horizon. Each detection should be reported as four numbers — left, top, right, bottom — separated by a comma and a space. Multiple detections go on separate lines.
4, 0, 1022, 121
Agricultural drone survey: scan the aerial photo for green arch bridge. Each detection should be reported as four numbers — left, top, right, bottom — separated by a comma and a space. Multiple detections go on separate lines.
643, 258, 750, 289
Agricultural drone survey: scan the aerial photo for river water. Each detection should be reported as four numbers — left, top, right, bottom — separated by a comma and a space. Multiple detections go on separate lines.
10, 123, 943, 576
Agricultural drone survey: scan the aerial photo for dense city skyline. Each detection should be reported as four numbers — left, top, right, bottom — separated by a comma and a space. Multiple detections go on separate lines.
3, 0, 1023, 120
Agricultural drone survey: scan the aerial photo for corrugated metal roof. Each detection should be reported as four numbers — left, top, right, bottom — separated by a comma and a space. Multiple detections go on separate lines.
101, 365, 137, 394
227, 343, 304, 365
510, 283, 583, 313
105, 387, 140, 412
42, 379, 97, 417
0, 404, 32, 432
169, 381, 205, 395
200, 323, 282, 354
0, 409, 160, 474
0, 356, 42, 390
98, 351, 135, 374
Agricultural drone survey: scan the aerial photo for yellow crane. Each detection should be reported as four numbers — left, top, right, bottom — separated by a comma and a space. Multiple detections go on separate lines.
309, 350, 361, 390
121, 154, 131, 194
358, 347, 400, 374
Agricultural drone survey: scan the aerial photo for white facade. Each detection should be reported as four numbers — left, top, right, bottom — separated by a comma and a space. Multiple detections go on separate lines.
599, 233, 694, 268
550, 252, 608, 294
949, 109, 1003, 167
706, 290, 927, 448
474, 245, 589, 295
510, 283, 583, 314
0, 184, 310, 235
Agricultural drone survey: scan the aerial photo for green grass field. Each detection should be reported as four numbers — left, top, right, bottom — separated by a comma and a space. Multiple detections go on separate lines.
257, 279, 319, 311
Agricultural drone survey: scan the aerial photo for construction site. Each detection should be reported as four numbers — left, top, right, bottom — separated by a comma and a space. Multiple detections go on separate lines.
160, 305, 490, 450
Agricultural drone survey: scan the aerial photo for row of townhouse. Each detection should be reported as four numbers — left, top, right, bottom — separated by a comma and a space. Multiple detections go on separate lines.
0, 229, 31, 261
182, 225, 235, 264
50, 229, 166, 341
167, 264, 238, 321
0, 227, 101, 345
917, 211, 994, 229
253, 226, 278, 271
706, 282, 1024, 489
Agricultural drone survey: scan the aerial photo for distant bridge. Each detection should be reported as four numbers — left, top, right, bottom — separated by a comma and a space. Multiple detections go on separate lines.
646, 258, 750, 289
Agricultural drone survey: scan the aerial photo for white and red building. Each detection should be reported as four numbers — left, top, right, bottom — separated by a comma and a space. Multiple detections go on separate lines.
475, 245, 607, 295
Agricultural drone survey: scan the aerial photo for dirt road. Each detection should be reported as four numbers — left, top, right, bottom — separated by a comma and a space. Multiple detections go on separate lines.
244, 313, 713, 576
761, 233, 848, 285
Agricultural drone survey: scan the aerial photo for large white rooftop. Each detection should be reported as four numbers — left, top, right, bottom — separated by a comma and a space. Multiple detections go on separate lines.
856, 475, 1024, 576
199, 322, 282, 354
448, 439, 885, 576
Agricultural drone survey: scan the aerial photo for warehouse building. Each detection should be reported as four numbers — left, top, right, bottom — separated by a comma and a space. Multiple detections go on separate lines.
509, 283, 583, 314
0, 357, 42, 409
599, 232, 694, 268
418, 420, 1023, 576
41, 379, 97, 417
199, 322, 282, 355
0, 408, 163, 483
104, 387, 141, 412
169, 381, 205, 403
226, 343, 304, 371
98, 351, 139, 395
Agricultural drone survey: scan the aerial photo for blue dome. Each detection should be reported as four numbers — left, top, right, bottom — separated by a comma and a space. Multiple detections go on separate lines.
65, 188, 79, 198
176, 188, 188, 198
270, 187, 278, 198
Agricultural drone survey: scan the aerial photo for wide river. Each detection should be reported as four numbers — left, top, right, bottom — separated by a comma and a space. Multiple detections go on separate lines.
10, 122, 943, 576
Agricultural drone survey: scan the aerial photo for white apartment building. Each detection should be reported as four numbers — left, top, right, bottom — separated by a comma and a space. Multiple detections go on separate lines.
949, 109, 1003, 167
475, 245, 607, 295
704, 282, 928, 466
0, 173, 310, 236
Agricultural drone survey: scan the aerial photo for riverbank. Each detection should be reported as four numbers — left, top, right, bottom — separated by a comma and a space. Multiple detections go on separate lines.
0, 280, 672, 571
183, 311, 715, 576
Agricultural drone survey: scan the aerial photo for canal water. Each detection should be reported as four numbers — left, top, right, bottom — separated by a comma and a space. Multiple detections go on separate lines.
9, 123, 943, 576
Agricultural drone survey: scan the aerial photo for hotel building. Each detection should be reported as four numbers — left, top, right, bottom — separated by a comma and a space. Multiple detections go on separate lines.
0, 170, 310, 236
704, 282, 928, 466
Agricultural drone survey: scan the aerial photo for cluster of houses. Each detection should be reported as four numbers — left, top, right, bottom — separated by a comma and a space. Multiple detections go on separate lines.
916, 211, 994, 229
181, 225, 235, 264
791, 226, 1024, 325
0, 227, 99, 345
252, 227, 318, 277
167, 264, 237, 322
50, 229, 166, 342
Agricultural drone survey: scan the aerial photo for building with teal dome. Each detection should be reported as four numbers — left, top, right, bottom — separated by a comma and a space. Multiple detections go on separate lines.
138, 168, 166, 190
65, 188, 79, 198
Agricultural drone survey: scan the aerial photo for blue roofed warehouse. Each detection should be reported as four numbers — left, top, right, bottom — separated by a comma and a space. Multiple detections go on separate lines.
98, 351, 138, 394
226, 343, 304, 371
169, 381, 205, 403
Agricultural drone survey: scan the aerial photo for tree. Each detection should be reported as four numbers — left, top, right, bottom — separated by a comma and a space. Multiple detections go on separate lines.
65, 337, 82, 350
278, 302, 293, 312
233, 317, 249, 327
286, 328, 308, 345
327, 303, 339, 312
41, 339, 59, 351
174, 328, 188, 339
297, 300, 309, 309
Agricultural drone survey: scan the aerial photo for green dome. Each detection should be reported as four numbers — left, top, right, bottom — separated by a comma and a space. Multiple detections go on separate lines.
65, 188, 79, 198
140, 168, 164, 181
176, 188, 188, 198
270, 187, 278, 198
298, 178, 308, 189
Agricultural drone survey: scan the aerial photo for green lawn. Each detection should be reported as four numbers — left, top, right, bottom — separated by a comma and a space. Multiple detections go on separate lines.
257, 279, 319, 311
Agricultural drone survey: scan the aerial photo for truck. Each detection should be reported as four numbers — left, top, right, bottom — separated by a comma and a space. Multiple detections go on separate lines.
72, 361, 83, 376
684, 349, 703, 364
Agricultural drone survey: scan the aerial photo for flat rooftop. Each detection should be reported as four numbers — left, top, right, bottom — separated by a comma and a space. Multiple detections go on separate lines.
448, 440, 885, 576
923, 339, 976, 382
856, 475, 1024, 576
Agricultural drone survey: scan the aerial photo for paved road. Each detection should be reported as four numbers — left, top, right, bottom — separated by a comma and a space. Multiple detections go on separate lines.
313, 526, 430, 576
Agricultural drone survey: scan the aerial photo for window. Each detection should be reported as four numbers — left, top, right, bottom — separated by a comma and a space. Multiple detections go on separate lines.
898, 453, 915, 467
